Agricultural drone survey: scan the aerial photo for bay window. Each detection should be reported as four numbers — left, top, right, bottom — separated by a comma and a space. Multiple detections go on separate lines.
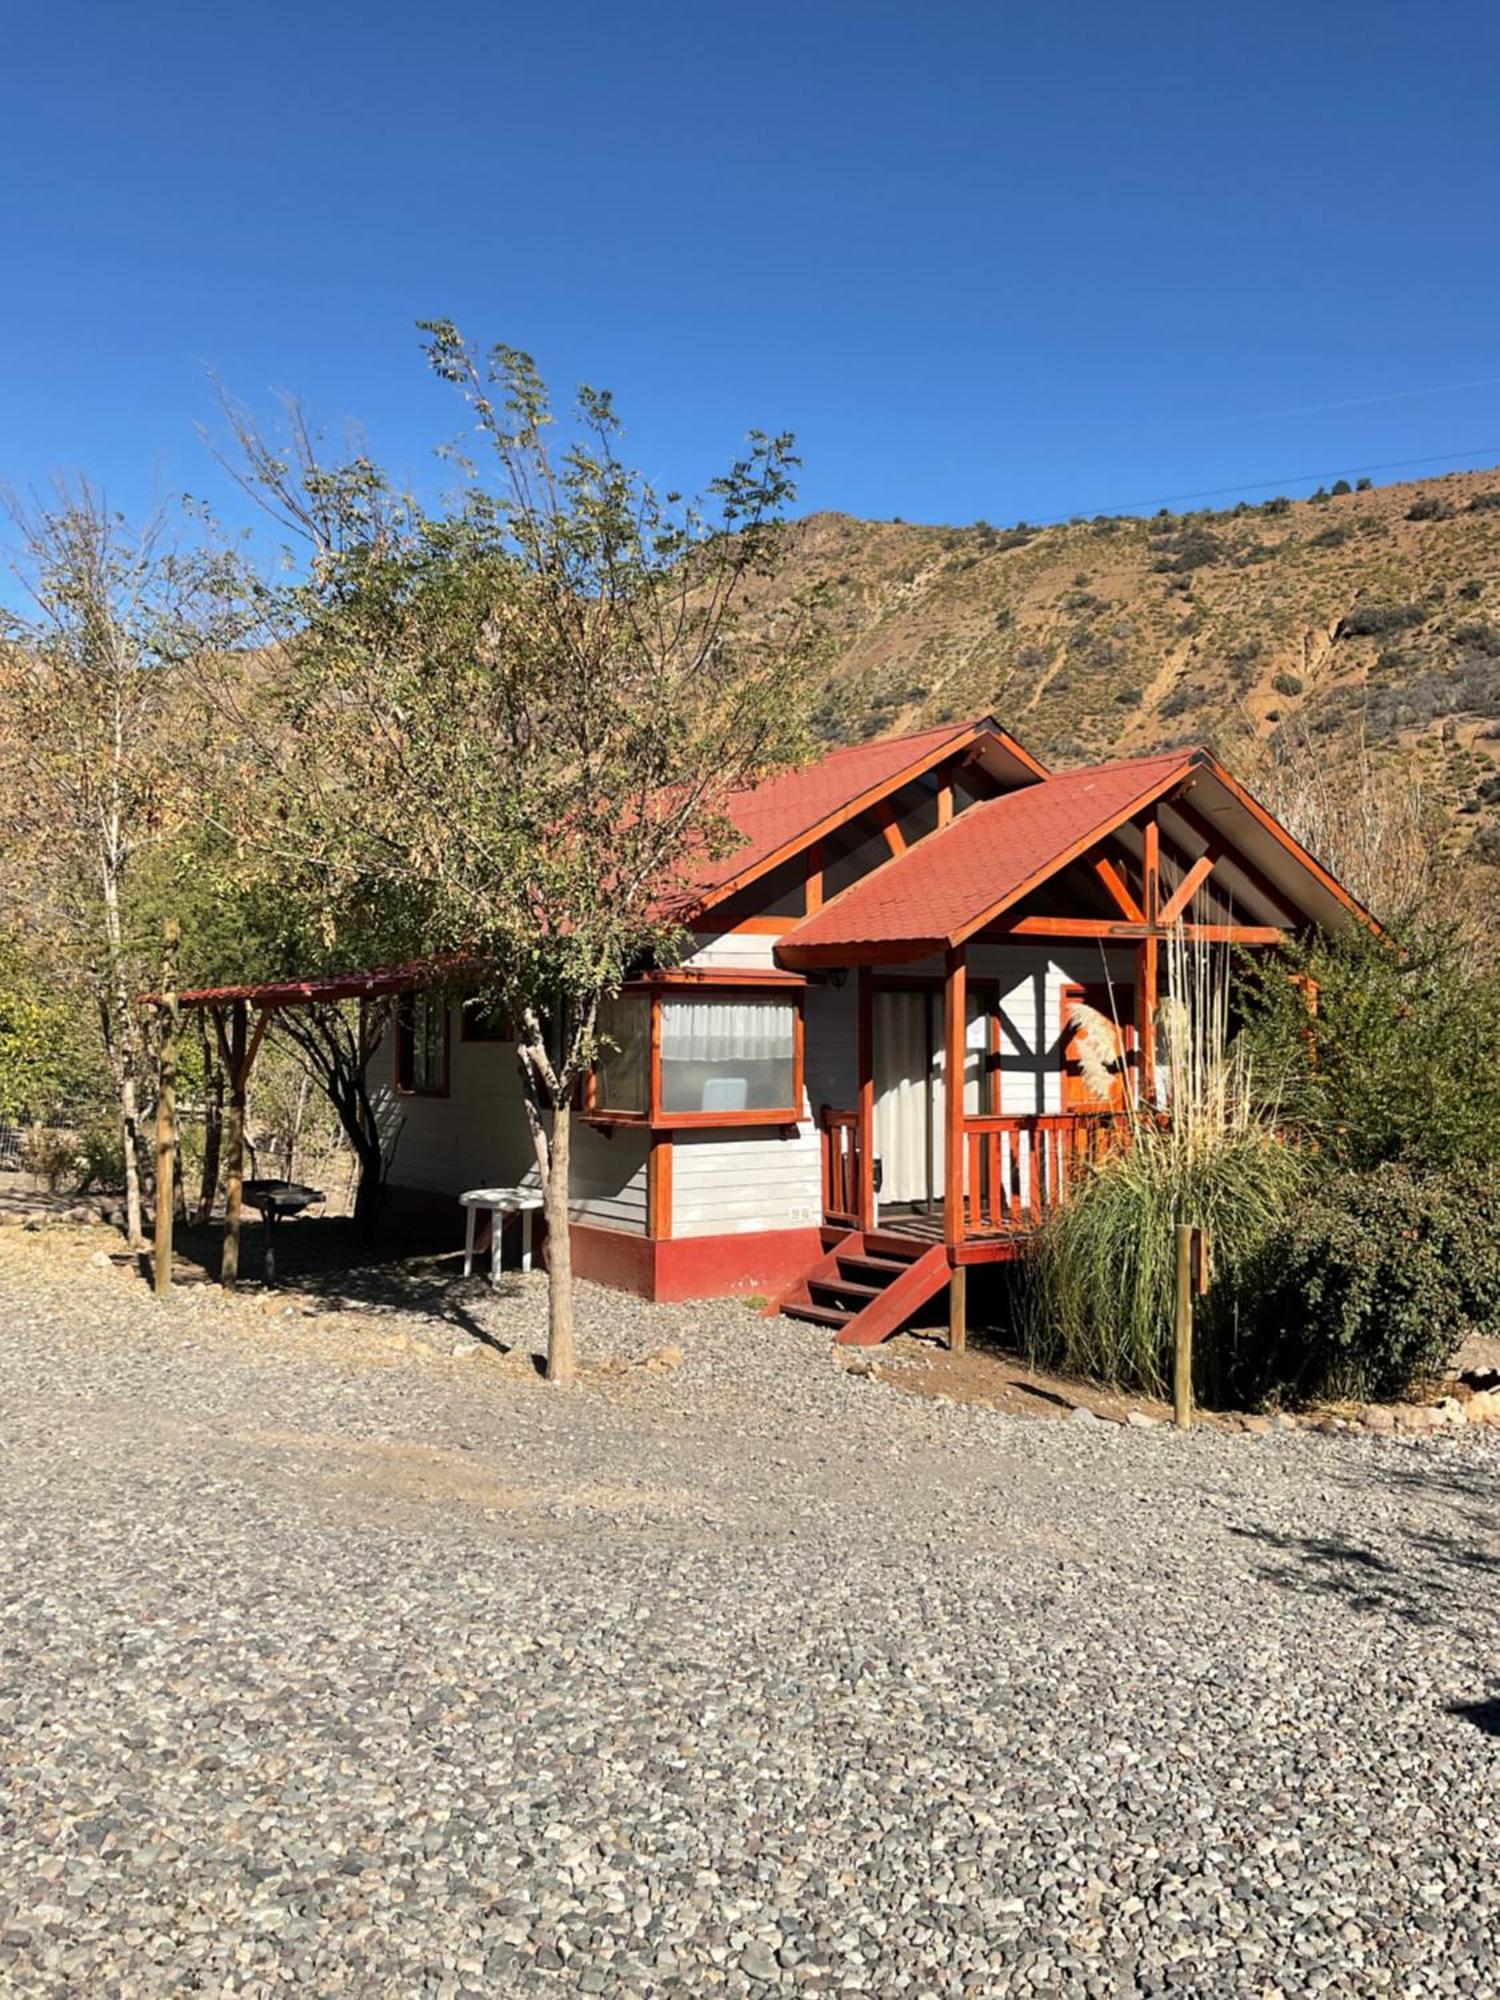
588, 980, 804, 1126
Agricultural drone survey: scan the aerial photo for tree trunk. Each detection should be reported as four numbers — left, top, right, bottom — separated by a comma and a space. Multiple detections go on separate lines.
541, 1097, 576, 1382
119, 1075, 146, 1250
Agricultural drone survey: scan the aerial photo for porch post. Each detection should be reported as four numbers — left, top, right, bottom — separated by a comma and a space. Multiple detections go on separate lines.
222, 1000, 248, 1286
857, 966, 876, 1229
1137, 816, 1161, 1106
944, 944, 968, 1352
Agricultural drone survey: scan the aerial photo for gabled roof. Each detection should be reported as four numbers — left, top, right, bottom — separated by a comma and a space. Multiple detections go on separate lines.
777, 747, 1374, 964
685, 716, 1046, 911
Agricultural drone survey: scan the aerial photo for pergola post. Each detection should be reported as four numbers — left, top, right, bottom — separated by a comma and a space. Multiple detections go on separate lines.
944, 943, 967, 1351
221, 1000, 249, 1287
152, 920, 181, 1298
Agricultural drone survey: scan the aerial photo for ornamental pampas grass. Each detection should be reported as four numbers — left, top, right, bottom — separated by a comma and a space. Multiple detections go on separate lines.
1024, 930, 1300, 1400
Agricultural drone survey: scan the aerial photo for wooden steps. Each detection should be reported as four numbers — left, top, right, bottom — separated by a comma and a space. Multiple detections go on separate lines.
769, 1231, 953, 1346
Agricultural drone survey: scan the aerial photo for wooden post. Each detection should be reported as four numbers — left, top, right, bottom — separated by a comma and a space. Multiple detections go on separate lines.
152, 920, 180, 1298
1138, 815, 1161, 1106
1173, 1222, 1194, 1430
857, 966, 875, 1229
943, 945, 967, 1247
222, 999, 248, 1287
949, 1262, 967, 1354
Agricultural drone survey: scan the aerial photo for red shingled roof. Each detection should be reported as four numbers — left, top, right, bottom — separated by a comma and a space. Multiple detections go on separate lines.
685, 716, 1044, 905
778, 750, 1196, 958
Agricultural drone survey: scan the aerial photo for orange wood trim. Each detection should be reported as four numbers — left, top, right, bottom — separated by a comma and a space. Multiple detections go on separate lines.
1169, 797, 1303, 929
629, 966, 807, 988
872, 797, 907, 858
997, 915, 1285, 944
1158, 850, 1218, 926
1193, 754, 1380, 930
936, 779, 955, 828
805, 840, 825, 916
692, 721, 1015, 914
242, 1004, 273, 1088
793, 991, 806, 1111
1142, 813, 1161, 925
688, 916, 798, 936
944, 946, 967, 1247
1138, 936, 1159, 1104
949, 760, 1198, 946
648, 991, 663, 1125
648, 1132, 673, 1239
857, 966, 876, 1228
1094, 856, 1144, 923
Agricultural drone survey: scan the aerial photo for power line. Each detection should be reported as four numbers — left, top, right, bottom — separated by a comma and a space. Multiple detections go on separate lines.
1023, 446, 1500, 527
1232, 373, 1500, 424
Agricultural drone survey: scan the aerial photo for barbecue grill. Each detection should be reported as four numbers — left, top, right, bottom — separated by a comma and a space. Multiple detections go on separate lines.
240, 1178, 324, 1283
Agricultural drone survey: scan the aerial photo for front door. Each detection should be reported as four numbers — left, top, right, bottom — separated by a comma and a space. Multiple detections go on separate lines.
873, 990, 936, 1208
872, 988, 991, 1213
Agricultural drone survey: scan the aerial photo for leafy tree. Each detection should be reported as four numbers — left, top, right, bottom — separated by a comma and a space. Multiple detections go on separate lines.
0, 487, 231, 1244
1239, 922, 1500, 1173
217, 328, 821, 1379
0, 930, 97, 1122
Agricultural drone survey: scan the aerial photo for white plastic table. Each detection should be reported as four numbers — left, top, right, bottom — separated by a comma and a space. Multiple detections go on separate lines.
460, 1187, 543, 1283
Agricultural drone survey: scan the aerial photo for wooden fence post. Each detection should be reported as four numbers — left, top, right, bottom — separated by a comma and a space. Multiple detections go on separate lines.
1173, 1223, 1196, 1430
152, 919, 181, 1298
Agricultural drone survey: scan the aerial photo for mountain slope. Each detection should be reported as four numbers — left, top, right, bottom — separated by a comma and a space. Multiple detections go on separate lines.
779, 467, 1500, 866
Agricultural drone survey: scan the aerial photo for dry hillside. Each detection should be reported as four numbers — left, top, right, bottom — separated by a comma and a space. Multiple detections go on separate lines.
777, 467, 1500, 867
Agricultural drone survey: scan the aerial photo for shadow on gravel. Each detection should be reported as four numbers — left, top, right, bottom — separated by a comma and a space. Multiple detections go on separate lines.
1229, 1455, 1500, 1652
168, 1216, 531, 1359
1449, 1698, 1500, 1737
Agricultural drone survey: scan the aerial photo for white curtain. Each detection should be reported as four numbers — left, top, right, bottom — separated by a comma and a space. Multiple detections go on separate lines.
659, 998, 795, 1064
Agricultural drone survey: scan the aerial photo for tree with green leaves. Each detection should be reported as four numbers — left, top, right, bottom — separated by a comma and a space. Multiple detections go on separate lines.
0, 486, 233, 1246
217, 327, 822, 1379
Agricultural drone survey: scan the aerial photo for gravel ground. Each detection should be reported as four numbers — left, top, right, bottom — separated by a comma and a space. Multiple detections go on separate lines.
3, 1227, 1500, 1998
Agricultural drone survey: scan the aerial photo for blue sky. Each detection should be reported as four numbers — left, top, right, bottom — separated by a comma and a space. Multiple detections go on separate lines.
5, 1, 1500, 537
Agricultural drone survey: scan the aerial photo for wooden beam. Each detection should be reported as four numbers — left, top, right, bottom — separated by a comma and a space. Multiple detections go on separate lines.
1169, 797, 1303, 929
857, 966, 876, 1228
997, 915, 1285, 944
1094, 856, 1144, 923
1158, 850, 1219, 927
804, 839, 825, 916
936, 778, 955, 829
943, 945, 967, 1249
152, 920, 180, 1299
873, 798, 907, 858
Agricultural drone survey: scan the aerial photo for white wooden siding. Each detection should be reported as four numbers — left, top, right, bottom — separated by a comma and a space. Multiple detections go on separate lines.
683, 929, 781, 972
370, 1011, 648, 1231
671, 1127, 821, 1237
968, 942, 1136, 1114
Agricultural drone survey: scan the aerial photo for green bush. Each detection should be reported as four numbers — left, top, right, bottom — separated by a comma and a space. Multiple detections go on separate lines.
1239, 924, 1500, 1172
1240, 1166, 1500, 1405
1271, 670, 1303, 696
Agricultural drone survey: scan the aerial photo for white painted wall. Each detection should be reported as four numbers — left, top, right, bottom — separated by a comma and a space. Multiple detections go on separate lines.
370, 1010, 649, 1232
969, 941, 1136, 1114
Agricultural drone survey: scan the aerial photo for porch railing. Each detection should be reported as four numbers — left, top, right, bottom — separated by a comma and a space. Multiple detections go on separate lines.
962, 1110, 1129, 1237
820, 1105, 863, 1230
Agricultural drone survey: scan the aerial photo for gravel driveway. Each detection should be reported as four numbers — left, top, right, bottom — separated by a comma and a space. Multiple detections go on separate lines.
3, 1228, 1499, 1998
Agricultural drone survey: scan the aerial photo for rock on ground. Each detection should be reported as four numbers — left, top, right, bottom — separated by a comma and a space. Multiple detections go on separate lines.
2, 1229, 1500, 1997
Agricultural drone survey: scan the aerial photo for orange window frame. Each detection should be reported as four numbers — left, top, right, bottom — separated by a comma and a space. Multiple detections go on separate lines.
585, 977, 806, 1131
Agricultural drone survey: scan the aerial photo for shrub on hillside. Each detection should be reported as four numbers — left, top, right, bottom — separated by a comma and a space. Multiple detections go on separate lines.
1406, 496, 1452, 522
1238, 1166, 1500, 1405
1469, 491, 1500, 512
1271, 671, 1304, 696
1338, 601, 1426, 638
